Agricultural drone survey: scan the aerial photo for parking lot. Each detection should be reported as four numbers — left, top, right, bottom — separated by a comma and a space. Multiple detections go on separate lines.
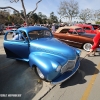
0, 34, 100, 100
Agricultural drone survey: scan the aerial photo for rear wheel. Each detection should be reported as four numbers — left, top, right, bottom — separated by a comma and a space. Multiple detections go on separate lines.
83, 43, 92, 52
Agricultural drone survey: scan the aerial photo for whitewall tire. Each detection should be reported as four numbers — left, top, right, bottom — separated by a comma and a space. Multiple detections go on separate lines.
83, 43, 92, 52
36, 67, 45, 79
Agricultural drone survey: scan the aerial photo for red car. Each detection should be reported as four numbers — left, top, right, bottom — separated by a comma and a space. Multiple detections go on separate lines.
74, 24, 97, 34
6, 26, 17, 31
4, 26, 17, 34
91, 24, 100, 30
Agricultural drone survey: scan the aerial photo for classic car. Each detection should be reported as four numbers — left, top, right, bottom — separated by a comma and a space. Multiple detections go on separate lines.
53, 26, 100, 52
3, 26, 81, 85
91, 24, 100, 30
3, 26, 17, 34
74, 24, 97, 34
6, 26, 17, 31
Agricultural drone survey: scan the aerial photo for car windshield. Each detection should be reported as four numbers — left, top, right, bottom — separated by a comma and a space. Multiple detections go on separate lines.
28, 30, 52, 40
75, 28, 85, 34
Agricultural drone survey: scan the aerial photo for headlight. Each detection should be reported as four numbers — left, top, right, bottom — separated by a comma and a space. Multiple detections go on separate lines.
56, 65, 61, 72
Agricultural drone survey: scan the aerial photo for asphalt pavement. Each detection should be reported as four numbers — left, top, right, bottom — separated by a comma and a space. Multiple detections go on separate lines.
0, 35, 43, 100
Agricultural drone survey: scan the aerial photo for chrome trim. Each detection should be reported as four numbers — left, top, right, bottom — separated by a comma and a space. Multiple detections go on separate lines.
61, 56, 78, 73
58, 38, 82, 44
51, 63, 80, 85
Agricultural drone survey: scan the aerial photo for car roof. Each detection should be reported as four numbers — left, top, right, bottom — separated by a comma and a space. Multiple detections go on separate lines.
75, 24, 93, 28
18, 26, 49, 33
55, 26, 82, 33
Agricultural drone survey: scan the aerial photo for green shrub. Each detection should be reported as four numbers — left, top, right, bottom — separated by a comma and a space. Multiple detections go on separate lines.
96, 22, 100, 25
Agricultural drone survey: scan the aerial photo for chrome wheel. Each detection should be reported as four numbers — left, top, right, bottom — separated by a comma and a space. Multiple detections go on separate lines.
83, 43, 92, 52
36, 67, 44, 79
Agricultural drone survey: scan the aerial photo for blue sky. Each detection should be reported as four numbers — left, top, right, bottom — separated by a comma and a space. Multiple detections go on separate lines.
0, 0, 100, 21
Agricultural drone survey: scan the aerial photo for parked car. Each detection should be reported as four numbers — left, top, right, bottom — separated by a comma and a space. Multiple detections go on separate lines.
3, 26, 17, 34
91, 24, 100, 30
3, 29, 17, 35
53, 26, 100, 52
74, 24, 97, 34
3, 26, 81, 85
6, 26, 17, 31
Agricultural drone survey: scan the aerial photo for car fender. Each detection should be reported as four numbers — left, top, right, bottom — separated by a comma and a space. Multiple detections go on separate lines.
29, 52, 65, 80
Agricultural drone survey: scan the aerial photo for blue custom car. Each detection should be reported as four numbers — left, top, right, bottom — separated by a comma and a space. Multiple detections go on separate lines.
3, 26, 81, 85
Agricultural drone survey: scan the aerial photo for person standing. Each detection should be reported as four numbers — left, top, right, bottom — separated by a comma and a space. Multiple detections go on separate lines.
87, 27, 100, 56
51, 23, 56, 33
12, 32, 22, 40
24, 22, 27, 27
0, 24, 4, 35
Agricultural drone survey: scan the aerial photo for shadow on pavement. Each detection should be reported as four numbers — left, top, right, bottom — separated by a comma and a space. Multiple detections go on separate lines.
0, 54, 43, 100
60, 57, 99, 88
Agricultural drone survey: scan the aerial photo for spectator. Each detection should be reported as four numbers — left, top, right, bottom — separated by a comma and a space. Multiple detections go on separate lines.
12, 33, 22, 40
46, 24, 51, 30
87, 27, 100, 56
0, 24, 4, 35
51, 23, 56, 33
24, 22, 27, 27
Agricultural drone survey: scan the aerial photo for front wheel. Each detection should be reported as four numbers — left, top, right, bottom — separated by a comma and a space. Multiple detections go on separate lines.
35, 67, 45, 80
83, 43, 92, 52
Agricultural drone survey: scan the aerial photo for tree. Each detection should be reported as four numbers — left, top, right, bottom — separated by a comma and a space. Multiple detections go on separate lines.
31, 13, 39, 24
38, 12, 43, 18
38, 12, 47, 24
49, 12, 58, 24
58, 0, 79, 24
0, 10, 10, 24
79, 8, 92, 23
0, 0, 42, 24
92, 9, 100, 22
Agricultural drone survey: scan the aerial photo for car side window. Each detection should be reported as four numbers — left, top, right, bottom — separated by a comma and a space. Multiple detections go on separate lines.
12, 32, 23, 41
60, 29, 70, 34
28, 30, 52, 40
28, 31, 39, 40
70, 29, 78, 34
19, 31, 28, 40
84, 27, 90, 30
6, 32, 13, 40
73, 31, 77, 34
6, 31, 25, 41
68, 29, 73, 34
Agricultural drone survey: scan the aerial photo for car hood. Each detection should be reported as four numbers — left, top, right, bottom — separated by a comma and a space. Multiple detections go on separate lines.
30, 38, 78, 59
80, 33, 95, 38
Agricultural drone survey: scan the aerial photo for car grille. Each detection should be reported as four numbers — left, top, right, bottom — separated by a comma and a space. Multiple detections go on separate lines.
61, 56, 78, 74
